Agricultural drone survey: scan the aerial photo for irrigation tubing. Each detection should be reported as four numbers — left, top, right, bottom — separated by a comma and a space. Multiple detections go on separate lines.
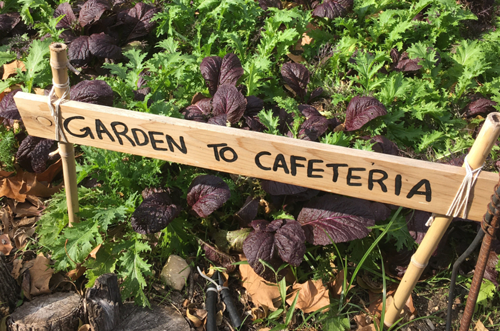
445, 181, 500, 331
445, 229, 484, 331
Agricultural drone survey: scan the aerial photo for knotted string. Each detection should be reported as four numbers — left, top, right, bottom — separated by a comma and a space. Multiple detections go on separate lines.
197, 266, 229, 294
425, 156, 483, 226
47, 78, 70, 143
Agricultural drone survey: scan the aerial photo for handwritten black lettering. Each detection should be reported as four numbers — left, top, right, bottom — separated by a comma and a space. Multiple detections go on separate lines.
166, 135, 187, 154
95, 119, 115, 142
148, 131, 168, 151
255, 151, 271, 171
63, 116, 94, 139
347, 168, 365, 186
368, 169, 388, 192
307, 159, 324, 178
406, 179, 432, 202
111, 122, 135, 146
273, 154, 289, 174
290, 155, 306, 176
132, 128, 149, 146
395, 174, 402, 196
326, 163, 348, 182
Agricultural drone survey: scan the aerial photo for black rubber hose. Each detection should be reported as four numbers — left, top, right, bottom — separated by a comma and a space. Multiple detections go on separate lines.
218, 272, 242, 328
445, 229, 484, 331
206, 271, 219, 331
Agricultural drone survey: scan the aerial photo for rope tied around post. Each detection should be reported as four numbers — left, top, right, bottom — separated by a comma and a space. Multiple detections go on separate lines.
47, 78, 70, 143
425, 155, 483, 227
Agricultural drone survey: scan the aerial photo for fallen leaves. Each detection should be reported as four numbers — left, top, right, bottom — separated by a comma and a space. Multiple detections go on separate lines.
240, 261, 281, 310
286, 279, 330, 313
29, 253, 54, 296
2, 60, 26, 80
0, 234, 13, 255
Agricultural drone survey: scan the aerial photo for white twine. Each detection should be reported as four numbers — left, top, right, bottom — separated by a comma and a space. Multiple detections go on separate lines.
425, 156, 483, 226
197, 266, 228, 294
47, 78, 70, 143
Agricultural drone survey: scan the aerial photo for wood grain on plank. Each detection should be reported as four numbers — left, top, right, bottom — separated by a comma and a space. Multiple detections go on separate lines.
15, 92, 498, 222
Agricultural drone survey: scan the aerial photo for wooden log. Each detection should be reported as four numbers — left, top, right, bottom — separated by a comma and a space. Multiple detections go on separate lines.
113, 303, 190, 331
0, 256, 20, 318
85, 274, 122, 331
8, 292, 83, 331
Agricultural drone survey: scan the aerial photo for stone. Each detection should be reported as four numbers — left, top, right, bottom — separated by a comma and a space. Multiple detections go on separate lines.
160, 255, 191, 291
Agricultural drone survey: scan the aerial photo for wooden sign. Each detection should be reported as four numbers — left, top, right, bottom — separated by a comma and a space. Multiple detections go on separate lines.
15, 92, 497, 222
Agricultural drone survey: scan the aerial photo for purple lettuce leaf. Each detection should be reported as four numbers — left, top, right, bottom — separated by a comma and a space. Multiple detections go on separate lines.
261, 180, 309, 196
79, 0, 110, 27
116, 2, 160, 41
200, 53, 244, 96
258, 0, 283, 10
297, 194, 376, 245
219, 54, 244, 88
133, 87, 151, 102
54, 3, 77, 29
297, 115, 329, 141
345, 96, 387, 131
308, 87, 324, 103
242, 223, 279, 279
245, 96, 264, 117
199, 240, 237, 273
274, 219, 306, 266
406, 210, 431, 244
484, 250, 499, 287
281, 63, 310, 101
0, 90, 21, 124
390, 49, 422, 72
88, 33, 122, 59
131, 188, 180, 234
187, 175, 231, 218
70, 80, 114, 106
244, 115, 266, 132
243, 219, 306, 280
312, 0, 353, 19
68, 36, 92, 67
362, 135, 400, 156
298, 104, 322, 119
235, 197, 260, 225
16, 136, 54, 173
186, 98, 212, 116
207, 114, 228, 126
0, 13, 21, 33
464, 98, 498, 118
183, 107, 208, 122
200, 56, 222, 96
212, 84, 247, 124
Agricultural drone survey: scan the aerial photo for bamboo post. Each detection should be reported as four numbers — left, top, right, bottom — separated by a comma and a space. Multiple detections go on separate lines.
49, 43, 79, 227
384, 112, 500, 327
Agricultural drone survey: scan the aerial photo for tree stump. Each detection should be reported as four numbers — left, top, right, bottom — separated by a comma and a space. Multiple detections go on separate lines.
85, 274, 122, 331
8, 292, 83, 331
113, 304, 190, 331
0, 256, 20, 319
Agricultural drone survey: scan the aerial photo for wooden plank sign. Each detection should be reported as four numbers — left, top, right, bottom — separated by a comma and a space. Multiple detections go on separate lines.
15, 92, 498, 222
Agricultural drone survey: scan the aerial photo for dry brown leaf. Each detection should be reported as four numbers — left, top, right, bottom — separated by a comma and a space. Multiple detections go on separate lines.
29, 253, 53, 296
77, 324, 91, 331
11, 201, 43, 218
16, 216, 39, 227
67, 264, 86, 281
0, 205, 13, 232
331, 270, 353, 298
13, 227, 35, 249
89, 244, 101, 259
239, 262, 280, 310
33, 88, 47, 96
286, 23, 318, 64
286, 279, 330, 313
0, 234, 13, 255
186, 308, 207, 327
2, 60, 26, 80
475, 320, 489, 331
11, 258, 22, 279
251, 306, 269, 320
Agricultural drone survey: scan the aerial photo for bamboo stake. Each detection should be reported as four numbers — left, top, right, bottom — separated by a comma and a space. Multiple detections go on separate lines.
384, 112, 500, 327
49, 43, 79, 227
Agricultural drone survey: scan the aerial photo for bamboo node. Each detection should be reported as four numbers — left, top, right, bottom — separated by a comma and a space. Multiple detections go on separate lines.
410, 255, 427, 269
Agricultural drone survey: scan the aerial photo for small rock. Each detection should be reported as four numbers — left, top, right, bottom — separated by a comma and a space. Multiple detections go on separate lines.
161, 255, 191, 291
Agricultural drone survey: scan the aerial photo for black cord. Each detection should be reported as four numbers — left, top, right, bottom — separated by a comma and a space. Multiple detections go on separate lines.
445, 229, 484, 331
